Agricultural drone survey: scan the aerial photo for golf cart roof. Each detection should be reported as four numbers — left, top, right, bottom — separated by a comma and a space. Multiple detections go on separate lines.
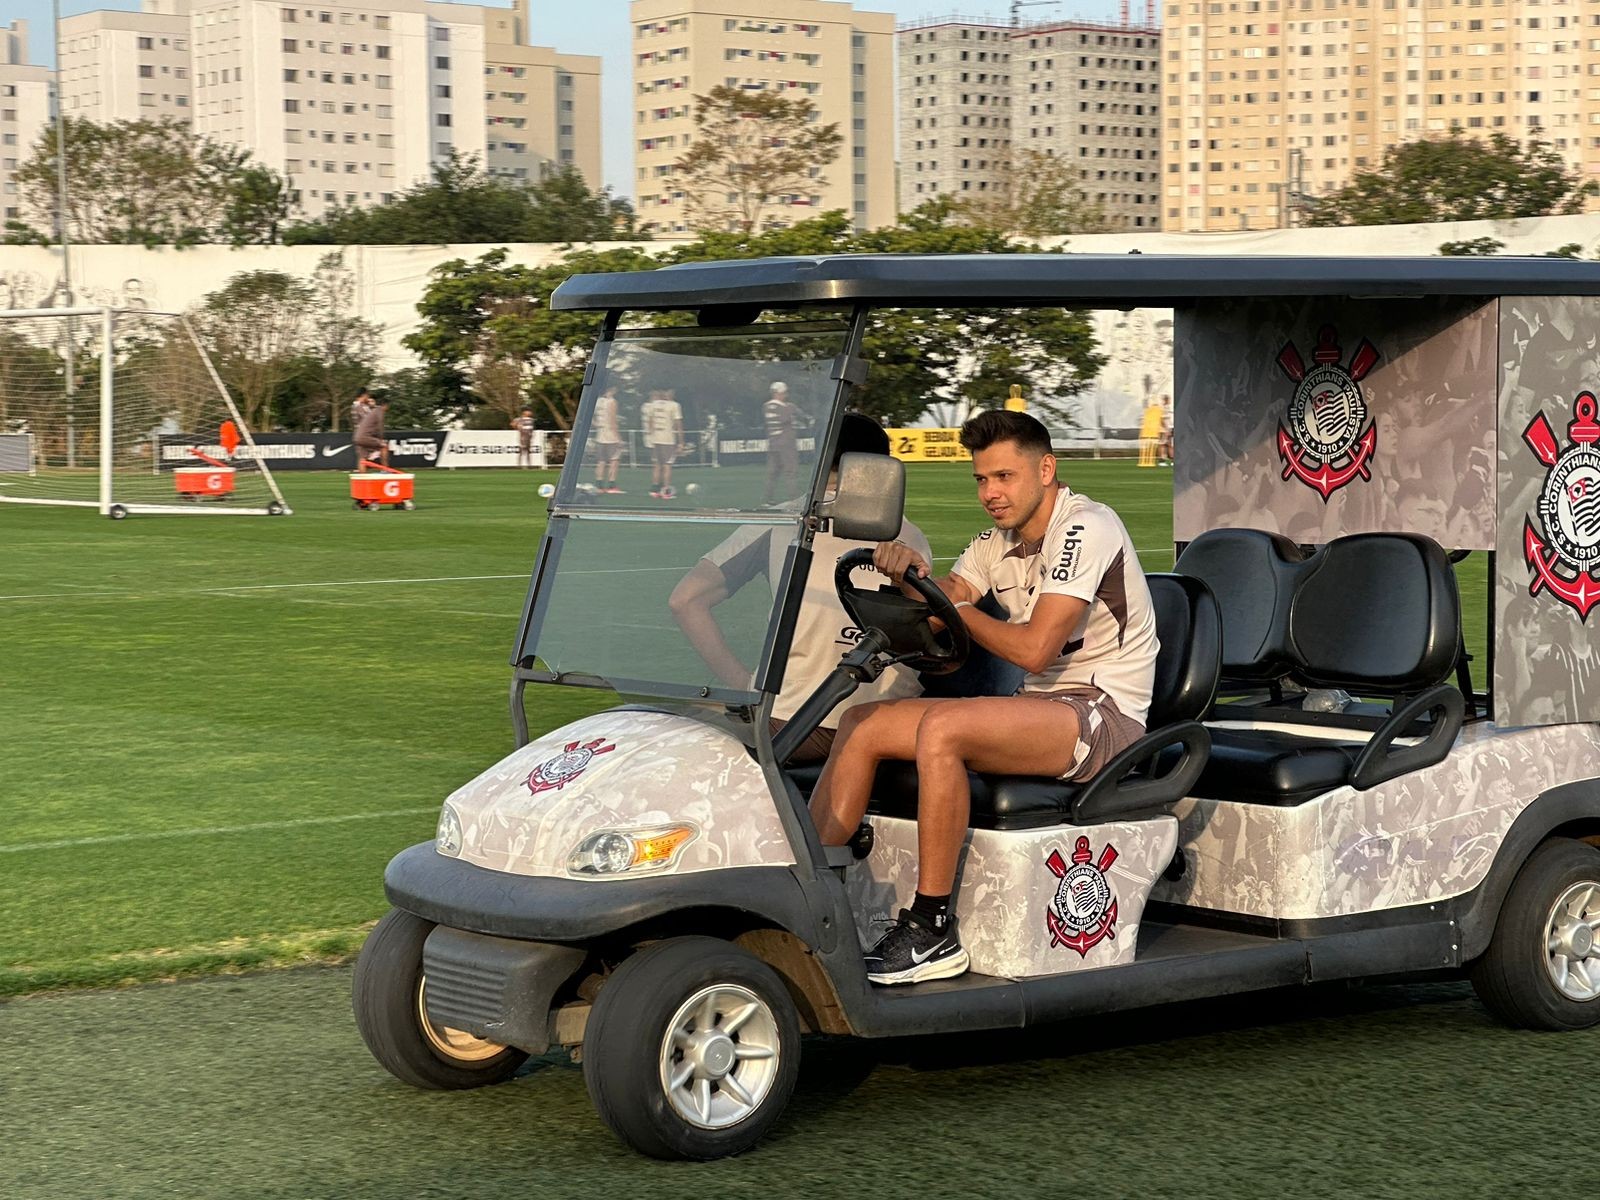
549, 253, 1600, 312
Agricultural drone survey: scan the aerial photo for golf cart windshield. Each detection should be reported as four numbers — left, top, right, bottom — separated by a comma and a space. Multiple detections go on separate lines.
515, 316, 854, 702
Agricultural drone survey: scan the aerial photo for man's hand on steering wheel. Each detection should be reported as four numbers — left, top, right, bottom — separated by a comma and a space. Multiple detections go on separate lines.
873, 540, 932, 591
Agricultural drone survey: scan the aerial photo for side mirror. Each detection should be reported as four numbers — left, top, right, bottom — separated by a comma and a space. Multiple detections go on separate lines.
819, 452, 905, 541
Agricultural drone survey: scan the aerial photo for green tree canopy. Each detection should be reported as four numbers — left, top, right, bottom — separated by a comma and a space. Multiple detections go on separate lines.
6, 117, 292, 247
1308, 131, 1597, 226
283, 157, 638, 246
192, 271, 315, 430
949, 148, 1111, 238
672, 84, 844, 235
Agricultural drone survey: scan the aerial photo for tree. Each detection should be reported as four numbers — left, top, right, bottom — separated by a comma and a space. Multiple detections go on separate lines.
403, 246, 658, 429
293, 251, 382, 431
672, 85, 844, 235
282, 157, 641, 246
7, 117, 291, 247
1307, 131, 1597, 226
951, 148, 1110, 237
192, 271, 314, 430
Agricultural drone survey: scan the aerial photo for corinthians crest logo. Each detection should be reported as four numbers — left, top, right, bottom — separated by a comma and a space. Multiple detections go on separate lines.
1276, 325, 1381, 500
1523, 391, 1600, 620
1045, 836, 1119, 956
525, 737, 615, 795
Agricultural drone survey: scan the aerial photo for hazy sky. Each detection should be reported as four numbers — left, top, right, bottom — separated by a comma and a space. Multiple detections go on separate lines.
11, 0, 1127, 194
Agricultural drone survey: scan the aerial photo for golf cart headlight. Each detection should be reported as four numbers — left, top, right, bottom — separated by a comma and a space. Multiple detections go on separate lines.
436, 804, 463, 857
567, 824, 698, 877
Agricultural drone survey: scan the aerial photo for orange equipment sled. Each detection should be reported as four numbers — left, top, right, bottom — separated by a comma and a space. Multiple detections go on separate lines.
351, 459, 415, 511
174, 449, 236, 499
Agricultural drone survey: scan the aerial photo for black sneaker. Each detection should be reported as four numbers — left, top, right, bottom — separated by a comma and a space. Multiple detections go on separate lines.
864, 909, 969, 985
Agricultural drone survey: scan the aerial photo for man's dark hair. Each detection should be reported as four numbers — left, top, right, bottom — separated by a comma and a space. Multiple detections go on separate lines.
833, 412, 890, 467
959, 409, 1053, 457
356, 386, 371, 398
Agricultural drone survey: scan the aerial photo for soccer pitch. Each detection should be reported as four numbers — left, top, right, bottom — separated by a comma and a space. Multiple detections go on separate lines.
0, 462, 1488, 995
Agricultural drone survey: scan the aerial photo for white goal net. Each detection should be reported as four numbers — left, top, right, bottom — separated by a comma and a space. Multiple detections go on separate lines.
0, 307, 290, 518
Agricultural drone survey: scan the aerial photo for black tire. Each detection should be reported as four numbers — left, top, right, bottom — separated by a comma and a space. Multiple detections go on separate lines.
108, 504, 128, 520
1470, 838, 1600, 1030
267, 502, 285, 516
352, 908, 528, 1089
583, 936, 801, 1160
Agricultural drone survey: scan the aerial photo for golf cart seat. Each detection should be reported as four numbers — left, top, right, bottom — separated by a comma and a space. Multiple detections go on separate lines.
789, 574, 1221, 830
1174, 529, 1466, 805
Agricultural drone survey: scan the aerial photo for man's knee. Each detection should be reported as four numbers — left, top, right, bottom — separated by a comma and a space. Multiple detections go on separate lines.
914, 704, 968, 760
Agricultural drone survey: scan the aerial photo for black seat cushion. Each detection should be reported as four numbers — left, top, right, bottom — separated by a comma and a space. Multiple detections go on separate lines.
1190, 728, 1363, 807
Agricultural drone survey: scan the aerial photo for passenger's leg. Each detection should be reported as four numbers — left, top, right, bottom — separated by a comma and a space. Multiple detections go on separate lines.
809, 698, 942, 845
912, 697, 1081, 894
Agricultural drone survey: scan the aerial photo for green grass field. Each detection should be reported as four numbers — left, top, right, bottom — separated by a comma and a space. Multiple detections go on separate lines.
0, 462, 1489, 996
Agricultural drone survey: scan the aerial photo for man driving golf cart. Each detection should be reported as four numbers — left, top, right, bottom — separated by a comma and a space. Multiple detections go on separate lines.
811, 410, 1159, 984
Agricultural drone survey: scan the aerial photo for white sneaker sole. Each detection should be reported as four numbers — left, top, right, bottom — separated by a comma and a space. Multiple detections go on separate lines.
867, 946, 970, 986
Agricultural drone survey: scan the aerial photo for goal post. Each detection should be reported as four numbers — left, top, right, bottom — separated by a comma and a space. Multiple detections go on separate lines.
0, 306, 292, 518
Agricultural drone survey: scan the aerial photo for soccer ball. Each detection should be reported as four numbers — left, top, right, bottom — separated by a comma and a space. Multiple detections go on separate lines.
660, 484, 676, 500
685, 482, 699, 495
537, 483, 555, 499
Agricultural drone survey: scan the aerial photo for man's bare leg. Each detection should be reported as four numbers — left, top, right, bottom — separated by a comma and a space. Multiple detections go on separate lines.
809, 697, 942, 846
911, 697, 1081, 894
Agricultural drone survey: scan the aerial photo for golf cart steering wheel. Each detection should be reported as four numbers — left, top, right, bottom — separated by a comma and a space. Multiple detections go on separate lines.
833, 547, 972, 675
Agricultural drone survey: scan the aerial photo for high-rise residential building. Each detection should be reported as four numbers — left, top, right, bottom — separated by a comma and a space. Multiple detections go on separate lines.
1162, 0, 1600, 232
59, 1, 192, 124
485, 1, 601, 185
898, 16, 1162, 230
631, 0, 896, 236
0, 21, 53, 228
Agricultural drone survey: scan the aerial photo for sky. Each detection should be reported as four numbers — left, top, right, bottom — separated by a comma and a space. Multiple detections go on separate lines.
10, 0, 1127, 195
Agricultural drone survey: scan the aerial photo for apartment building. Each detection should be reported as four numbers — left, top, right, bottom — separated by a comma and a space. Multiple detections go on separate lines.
0, 22, 53, 228
484, 2, 601, 185
631, 0, 896, 236
1163, 0, 1600, 232
58, 1, 192, 124
898, 16, 1162, 230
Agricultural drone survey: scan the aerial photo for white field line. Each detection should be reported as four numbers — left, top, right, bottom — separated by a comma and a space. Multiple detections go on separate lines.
0, 572, 527, 603
0, 806, 440, 855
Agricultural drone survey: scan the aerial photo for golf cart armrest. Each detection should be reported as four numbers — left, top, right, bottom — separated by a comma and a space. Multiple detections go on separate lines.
1070, 721, 1211, 824
1349, 683, 1464, 791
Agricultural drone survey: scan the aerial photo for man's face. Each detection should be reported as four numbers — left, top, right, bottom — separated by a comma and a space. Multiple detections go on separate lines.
971, 440, 1053, 532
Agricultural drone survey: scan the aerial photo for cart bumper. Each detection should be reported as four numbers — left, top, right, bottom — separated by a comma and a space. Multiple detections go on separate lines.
385, 841, 819, 945
421, 926, 585, 1054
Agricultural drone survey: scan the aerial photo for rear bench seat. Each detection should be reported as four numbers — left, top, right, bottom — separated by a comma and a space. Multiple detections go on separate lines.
1173, 529, 1466, 806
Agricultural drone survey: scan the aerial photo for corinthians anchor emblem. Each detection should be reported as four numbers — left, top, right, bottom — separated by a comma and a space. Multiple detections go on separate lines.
1045, 836, 1119, 957
1523, 392, 1600, 620
1276, 325, 1381, 501
525, 738, 615, 795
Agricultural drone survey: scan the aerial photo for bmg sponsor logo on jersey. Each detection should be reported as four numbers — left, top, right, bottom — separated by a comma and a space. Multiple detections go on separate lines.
1051, 523, 1085, 583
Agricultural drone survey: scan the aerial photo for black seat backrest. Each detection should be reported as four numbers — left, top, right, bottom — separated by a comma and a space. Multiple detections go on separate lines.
1176, 529, 1460, 697
1146, 573, 1222, 728
1172, 529, 1306, 683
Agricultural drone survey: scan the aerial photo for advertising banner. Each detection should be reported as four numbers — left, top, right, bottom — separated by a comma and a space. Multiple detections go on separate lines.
158, 431, 446, 471
435, 429, 545, 469
887, 428, 971, 463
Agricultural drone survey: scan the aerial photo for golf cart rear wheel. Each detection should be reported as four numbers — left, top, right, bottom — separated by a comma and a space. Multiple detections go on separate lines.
583, 936, 800, 1160
352, 908, 528, 1089
1470, 838, 1600, 1030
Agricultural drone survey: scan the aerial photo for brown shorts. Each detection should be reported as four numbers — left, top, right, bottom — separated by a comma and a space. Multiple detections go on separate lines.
769, 718, 836, 765
650, 443, 678, 466
596, 440, 625, 462
1042, 687, 1145, 782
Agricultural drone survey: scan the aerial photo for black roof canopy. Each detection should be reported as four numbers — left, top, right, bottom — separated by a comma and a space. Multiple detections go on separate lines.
549, 252, 1600, 312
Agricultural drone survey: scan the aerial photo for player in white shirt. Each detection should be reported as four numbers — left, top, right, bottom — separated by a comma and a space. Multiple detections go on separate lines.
809, 410, 1159, 985
669, 416, 931, 762
591, 388, 625, 493
639, 388, 684, 499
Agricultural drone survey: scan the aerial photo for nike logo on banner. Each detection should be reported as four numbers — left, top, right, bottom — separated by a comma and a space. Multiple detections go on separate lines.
322, 445, 351, 457
910, 942, 945, 964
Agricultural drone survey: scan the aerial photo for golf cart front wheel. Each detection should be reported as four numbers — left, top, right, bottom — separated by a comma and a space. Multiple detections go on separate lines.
1471, 837, 1600, 1030
583, 936, 800, 1160
352, 908, 528, 1089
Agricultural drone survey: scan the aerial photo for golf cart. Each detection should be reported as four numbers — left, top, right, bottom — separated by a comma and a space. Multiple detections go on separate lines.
354, 255, 1600, 1160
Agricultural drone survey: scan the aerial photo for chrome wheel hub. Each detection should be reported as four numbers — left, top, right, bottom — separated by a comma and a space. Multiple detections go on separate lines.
659, 983, 780, 1130
1544, 882, 1600, 1002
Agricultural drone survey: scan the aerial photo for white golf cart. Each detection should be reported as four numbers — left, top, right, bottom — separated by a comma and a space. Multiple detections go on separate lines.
354, 255, 1600, 1160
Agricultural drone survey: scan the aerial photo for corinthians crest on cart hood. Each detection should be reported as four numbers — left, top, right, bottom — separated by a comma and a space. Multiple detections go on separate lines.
1045, 836, 1119, 956
1523, 391, 1600, 621
525, 738, 616, 795
1276, 325, 1381, 501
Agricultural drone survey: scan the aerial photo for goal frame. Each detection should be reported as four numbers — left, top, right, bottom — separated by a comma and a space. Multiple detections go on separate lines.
0, 306, 292, 518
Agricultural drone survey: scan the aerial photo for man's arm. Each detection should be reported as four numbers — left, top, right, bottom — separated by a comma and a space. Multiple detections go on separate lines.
667, 561, 750, 689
